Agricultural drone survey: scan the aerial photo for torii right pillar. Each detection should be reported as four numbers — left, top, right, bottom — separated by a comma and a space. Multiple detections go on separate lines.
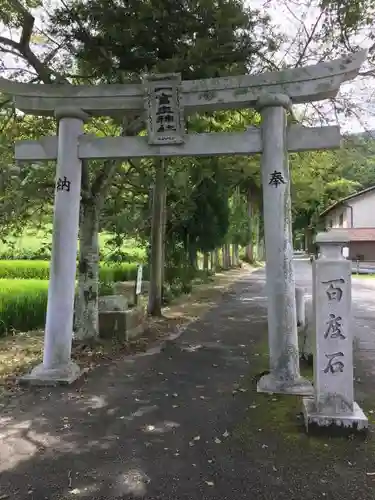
257, 93, 313, 396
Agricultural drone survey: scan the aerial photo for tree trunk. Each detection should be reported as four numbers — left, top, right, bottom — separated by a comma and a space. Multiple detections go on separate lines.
161, 186, 167, 288
74, 128, 140, 340
253, 212, 260, 261
75, 198, 100, 342
148, 159, 166, 316
258, 236, 265, 261
225, 244, 231, 268
210, 251, 215, 271
203, 252, 209, 271
221, 245, 227, 268
214, 248, 220, 269
304, 227, 313, 254
188, 246, 197, 269
245, 187, 253, 262
232, 244, 239, 266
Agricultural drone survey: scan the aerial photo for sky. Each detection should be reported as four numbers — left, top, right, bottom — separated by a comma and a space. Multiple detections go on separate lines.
1, 0, 374, 133
249, 0, 375, 133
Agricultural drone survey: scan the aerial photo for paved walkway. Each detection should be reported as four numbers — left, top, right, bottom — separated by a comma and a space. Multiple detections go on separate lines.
1, 267, 375, 499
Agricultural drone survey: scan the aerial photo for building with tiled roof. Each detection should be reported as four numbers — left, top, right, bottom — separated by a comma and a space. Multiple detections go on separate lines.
320, 185, 375, 261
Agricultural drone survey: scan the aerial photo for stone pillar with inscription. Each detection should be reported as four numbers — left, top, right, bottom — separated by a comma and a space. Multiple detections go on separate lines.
257, 94, 313, 396
303, 231, 368, 432
21, 107, 87, 385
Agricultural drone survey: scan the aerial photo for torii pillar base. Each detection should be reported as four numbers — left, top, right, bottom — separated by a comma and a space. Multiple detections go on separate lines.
257, 372, 314, 396
19, 361, 81, 387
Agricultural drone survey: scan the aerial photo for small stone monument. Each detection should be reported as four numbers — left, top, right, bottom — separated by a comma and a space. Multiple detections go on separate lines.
302, 231, 368, 433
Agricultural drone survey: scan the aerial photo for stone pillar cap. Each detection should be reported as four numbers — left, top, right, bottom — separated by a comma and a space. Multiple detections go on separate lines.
315, 230, 349, 245
55, 106, 89, 122
256, 93, 291, 110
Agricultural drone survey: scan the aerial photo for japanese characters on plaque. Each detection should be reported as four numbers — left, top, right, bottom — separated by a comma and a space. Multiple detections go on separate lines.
321, 278, 347, 375
143, 73, 185, 146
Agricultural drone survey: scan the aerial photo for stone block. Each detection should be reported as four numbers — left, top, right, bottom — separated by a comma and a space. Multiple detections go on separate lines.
113, 281, 150, 303
98, 294, 128, 312
99, 305, 145, 341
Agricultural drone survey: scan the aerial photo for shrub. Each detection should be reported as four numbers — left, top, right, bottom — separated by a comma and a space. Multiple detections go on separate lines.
100, 263, 149, 283
0, 279, 49, 336
0, 233, 146, 262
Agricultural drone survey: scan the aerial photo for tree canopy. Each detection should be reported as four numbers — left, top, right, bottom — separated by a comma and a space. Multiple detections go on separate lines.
49, 0, 279, 81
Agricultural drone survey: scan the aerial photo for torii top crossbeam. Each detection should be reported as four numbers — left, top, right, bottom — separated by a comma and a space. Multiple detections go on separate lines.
0, 51, 367, 117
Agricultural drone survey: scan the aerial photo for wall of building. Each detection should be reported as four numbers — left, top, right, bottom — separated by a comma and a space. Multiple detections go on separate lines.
324, 190, 375, 229
350, 191, 375, 227
349, 241, 375, 261
324, 205, 349, 229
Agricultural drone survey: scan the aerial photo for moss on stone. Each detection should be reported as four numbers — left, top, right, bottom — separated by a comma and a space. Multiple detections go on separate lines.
232, 338, 374, 460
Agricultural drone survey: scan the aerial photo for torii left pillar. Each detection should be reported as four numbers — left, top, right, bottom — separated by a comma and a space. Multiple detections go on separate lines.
21, 107, 87, 385
256, 94, 313, 396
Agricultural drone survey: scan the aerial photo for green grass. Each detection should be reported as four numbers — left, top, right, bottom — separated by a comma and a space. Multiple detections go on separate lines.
0, 260, 50, 279
0, 260, 148, 282
0, 279, 49, 335
0, 261, 150, 335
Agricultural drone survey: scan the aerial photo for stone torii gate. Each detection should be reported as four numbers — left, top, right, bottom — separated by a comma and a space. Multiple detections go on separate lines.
0, 51, 366, 389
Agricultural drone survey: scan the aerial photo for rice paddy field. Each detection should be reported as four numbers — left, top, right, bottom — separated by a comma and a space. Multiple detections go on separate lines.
0, 230, 146, 336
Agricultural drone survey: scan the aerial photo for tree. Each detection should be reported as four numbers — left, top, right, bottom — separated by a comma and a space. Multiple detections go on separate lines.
319, 0, 374, 50
50, 0, 279, 81
172, 158, 230, 264
290, 145, 364, 249
0, 111, 56, 238
0, 1, 133, 339
0, 0, 282, 332
46, 0, 279, 320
